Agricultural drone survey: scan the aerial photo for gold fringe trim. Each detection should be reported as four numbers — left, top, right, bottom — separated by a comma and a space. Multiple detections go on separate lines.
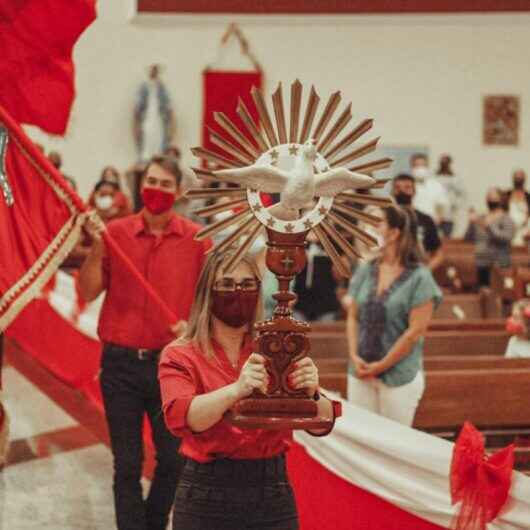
0, 213, 86, 332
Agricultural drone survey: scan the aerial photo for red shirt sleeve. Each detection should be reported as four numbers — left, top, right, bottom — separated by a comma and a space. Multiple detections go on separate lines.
159, 344, 199, 437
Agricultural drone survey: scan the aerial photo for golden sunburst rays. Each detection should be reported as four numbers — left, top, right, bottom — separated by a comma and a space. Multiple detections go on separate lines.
194, 207, 252, 242
193, 197, 249, 218
332, 201, 383, 228
223, 222, 264, 273
327, 210, 379, 248
335, 191, 394, 208
207, 127, 254, 166
213, 112, 260, 159
299, 86, 320, 143
312, 224, 351, 278
188, 79, 394, 273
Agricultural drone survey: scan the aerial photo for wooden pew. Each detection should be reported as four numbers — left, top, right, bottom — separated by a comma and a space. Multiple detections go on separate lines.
434, 240, 530, 293
308, 318, 506, 333
308, 329, 509, 359
415, 368, 530, 429
315, 355, 530, 375
318, 360, 530, 430
490, 265, 530, 303
433, 291, 502, 319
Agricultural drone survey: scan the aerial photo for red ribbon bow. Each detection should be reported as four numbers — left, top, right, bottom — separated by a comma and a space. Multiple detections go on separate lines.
450, 422, 515, 530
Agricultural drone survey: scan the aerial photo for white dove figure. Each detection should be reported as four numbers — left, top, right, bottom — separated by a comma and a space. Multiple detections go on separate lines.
213, 139, 375, 220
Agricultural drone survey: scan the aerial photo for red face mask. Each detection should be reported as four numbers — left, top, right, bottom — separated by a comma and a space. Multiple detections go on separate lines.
211, 290, 259, 328
141, 188, 175, 215
506, 317, 524, 335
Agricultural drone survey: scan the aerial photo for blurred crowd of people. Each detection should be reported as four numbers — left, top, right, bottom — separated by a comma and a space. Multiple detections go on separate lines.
37, 141, 530, 432
42, 142, 530, 323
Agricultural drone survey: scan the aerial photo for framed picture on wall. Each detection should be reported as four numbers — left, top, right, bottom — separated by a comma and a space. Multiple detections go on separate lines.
483, 95, 520, 146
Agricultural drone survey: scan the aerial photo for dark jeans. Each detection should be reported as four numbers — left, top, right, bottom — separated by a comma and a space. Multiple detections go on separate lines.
477, 266, 491, 287
100, 344, 184, 530
173, 455, 299, 530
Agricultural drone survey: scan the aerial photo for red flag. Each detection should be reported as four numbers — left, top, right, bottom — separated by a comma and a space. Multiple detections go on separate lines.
0, 106, 86, 330
0, 0, 97, 135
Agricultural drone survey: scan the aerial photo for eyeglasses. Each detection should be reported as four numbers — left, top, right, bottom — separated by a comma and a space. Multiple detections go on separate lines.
213, 277, 260, 292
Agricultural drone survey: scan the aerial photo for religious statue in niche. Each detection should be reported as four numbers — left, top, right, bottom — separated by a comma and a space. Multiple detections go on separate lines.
483, 95, 520, 146
133, 64, 176, 161
185, 80, 393, 429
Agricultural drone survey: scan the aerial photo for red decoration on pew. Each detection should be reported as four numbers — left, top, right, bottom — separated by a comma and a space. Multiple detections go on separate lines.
450, 421, 514, 530
505, 317, 524, 335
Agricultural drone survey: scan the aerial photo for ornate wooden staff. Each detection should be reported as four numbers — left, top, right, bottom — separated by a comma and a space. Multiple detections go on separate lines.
188, 80, 393, 429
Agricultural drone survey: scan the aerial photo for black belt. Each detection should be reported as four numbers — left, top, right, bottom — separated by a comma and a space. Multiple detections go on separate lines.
183, 454, 287, 484
105, 343, 161, 361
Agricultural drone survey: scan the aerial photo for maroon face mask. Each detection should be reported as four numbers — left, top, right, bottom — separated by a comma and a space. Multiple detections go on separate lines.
211, 290, 259, 328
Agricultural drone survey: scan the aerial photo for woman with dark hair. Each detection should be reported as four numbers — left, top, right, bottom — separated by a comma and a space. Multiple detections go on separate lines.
88, 166, 132, 218
159, 251, 337, 530
346, 206, 442, 426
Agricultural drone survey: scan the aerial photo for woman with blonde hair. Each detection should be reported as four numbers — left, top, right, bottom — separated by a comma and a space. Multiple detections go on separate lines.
159, 251, 336, 530
346, 205, 442, 426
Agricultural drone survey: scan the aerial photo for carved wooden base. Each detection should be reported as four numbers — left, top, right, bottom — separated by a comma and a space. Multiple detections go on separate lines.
226, 397, 333, 430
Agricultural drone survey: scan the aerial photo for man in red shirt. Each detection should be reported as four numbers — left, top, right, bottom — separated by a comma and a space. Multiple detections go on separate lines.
80, 155, 210, 530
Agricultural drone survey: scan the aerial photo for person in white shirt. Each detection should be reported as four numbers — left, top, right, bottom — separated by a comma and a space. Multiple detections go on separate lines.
506, 169, 530, 246
505, 299, 530, 358
435, 154, 466, 238
410, 154, 450, 227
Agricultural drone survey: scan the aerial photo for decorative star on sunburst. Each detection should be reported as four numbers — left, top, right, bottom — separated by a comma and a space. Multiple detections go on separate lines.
186, 80, 394, 275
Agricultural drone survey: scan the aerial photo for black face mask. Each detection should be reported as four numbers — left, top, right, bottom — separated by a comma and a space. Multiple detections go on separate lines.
487, 201, 501, 211
394, 192, 413, 206
514, 179, 525, 190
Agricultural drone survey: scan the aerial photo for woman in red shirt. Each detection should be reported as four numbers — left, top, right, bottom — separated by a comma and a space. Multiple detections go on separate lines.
159, 251, 337, 530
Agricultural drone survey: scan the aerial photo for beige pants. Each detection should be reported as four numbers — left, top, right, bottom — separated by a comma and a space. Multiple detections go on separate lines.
347, 371, 425, 427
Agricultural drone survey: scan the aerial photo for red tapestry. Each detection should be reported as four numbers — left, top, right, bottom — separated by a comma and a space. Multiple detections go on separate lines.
138, 0, 530, 14
202, 70, 263, 165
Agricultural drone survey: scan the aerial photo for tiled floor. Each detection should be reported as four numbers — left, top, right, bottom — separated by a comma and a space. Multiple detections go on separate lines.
1, 445, 115, 530
1, 365, 117, 529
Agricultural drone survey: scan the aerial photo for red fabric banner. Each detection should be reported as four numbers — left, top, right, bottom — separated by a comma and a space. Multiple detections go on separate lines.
139, 0, 530, 14
288, 443, 448, 530
0, 106, 85, 331
0, 0, 96, 135
202, 70, 263, 165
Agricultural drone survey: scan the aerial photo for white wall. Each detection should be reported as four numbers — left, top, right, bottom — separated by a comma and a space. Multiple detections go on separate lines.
26, 4, 530, 217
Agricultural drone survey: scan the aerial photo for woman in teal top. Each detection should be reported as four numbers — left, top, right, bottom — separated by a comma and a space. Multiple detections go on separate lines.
346, 205, 442, 426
